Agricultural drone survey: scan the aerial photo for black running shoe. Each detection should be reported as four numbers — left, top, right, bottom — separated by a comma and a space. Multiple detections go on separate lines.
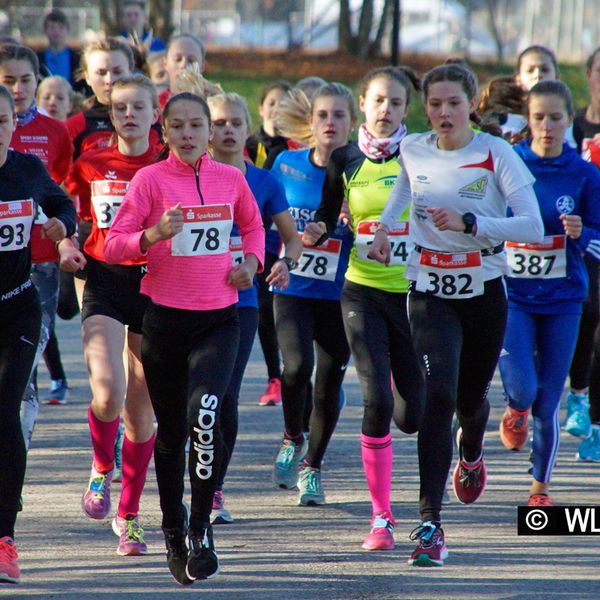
163, 526, 194, 586
186, 525, 219, 581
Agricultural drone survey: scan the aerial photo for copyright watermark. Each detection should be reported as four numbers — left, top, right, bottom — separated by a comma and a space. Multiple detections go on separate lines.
518, 506, 600, 535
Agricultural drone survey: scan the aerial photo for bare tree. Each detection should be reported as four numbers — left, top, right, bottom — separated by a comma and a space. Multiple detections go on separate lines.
485, 0, 504, 63
338, 0, 395, 58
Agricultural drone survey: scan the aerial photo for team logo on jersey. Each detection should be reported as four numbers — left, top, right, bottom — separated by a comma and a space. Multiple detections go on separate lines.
374, 175, 397, 189
556, 195, 575, 214
105, 170, 117, 180
459, 175, 488, 199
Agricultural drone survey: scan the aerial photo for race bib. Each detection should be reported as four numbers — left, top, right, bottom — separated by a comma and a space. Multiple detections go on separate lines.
355, 220, 412, 266
506, 235, 566, 279
31, 205, 58, 264
91, 180, 129, 229
171, 204, 232, 257
230, 235, 244, 266
283, 233, 341, 281
416, 249, 484, 298
0, 199, 34, 252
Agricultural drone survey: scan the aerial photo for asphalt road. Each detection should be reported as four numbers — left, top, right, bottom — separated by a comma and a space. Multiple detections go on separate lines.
7, 316, 600, 599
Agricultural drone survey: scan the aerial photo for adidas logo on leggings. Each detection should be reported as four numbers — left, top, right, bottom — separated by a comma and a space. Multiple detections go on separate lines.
193, 394, 218, 480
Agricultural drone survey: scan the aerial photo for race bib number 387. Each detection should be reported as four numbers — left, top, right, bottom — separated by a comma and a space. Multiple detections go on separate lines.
171, 204, 232, 257
91, 180, 129, 229
0, 199, 34, 252
506, 235, 566, 279
416, 249, 484, 298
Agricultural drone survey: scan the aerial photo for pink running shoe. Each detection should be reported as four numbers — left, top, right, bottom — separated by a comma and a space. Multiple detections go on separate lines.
112, 515, 148, 556
82, 465, 113, 520
528, 494, 554, 507
259, 378, 282, 406
0, 537, 20, 584
361, 512, 396, 551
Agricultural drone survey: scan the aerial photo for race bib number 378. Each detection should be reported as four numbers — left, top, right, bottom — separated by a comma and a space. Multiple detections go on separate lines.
416, 249, 484, 298
171, 204, 232, 257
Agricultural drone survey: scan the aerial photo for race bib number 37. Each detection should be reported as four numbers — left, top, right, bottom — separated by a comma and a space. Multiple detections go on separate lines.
171, 204, 232, 257
0, 199, 34, 252
416, 249, 484, 298
355, 220, 412, 266
506, 235, 566, 279
91, 180, 129, 229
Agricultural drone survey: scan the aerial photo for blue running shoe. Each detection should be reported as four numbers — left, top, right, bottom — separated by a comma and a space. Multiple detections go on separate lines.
113, 422, 125, 483
44, 379, 69, 405
565, 392, 591, 439
577, 425, 600, 462
273, 438, 307, 489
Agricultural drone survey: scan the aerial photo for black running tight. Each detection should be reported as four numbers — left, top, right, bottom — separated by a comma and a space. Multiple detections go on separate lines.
142, 303, 239, 532
408, 278, 507, 523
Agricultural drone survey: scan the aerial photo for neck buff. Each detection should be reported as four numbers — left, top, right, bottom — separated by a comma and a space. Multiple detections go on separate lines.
358, 122, 407, 160
17, 100, 38, 127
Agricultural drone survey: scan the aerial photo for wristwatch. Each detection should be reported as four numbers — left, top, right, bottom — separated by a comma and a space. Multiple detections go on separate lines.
462, 212, 477, 235
279, 256, 298, 271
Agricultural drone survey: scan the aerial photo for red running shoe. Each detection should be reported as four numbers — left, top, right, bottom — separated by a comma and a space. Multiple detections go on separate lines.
0, 537, 20, 584
528, 494, 554, 507
408, 521, 448, 567
259, 378, 282, 406
500, 406, 529, 451
452, 434, 487, 504
361, 511, 396, 551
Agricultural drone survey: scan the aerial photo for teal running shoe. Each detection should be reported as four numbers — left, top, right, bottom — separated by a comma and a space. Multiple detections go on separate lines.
577, 425, 600, 462
565, 393, 591, 438
298, 466, 325, 506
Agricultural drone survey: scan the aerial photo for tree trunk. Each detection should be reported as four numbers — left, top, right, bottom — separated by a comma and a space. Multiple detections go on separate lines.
99, 0, 120, 36
338, 0, 355, 53
372, 0, 395, 58
357, 0, 374, 58
486, 0, 504, 63
148, 0, 174, 41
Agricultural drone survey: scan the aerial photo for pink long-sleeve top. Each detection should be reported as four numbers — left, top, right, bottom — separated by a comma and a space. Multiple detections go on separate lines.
104, 152, 265, 311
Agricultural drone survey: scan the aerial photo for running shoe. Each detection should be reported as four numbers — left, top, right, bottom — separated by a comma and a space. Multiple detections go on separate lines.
298, 466, 325, 506
163, 502, 193, 586
82, 465, 113, 520
211, 490, 233, 525
361, 511, 396, 551
528, 494, 554, 507
577, 425, 600, 462
499, 406, 529, 451
452, 433, 486, 504
112, 514, 148, 556
113, 423, 124, 483
273, 437, 307, 489
408, 521, 448, 567
565, 392, 591, 439
259, 378, 282, 406
186, 526, 219, 581
0, 537, 20, 584
43, 378, 69, 405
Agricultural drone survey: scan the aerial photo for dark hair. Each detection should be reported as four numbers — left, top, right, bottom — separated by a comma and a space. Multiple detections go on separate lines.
167, 33, 205, 65
423, 63, 478, 100
44, 9, 69, 30
478, 75, 526, 115
517, 45, 558, 75
156, 92, 211, 161
0, 44, 39, 79
528, 80, 574, 116
259, 80, 292, 106
359, 66, 422, 106
0, 83, 15, 116
586, 47, 600, 73
122, 0, 146, 10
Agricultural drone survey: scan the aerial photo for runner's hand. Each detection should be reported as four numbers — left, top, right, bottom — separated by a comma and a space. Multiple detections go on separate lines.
43, 217, 67, 242
303, 221, 326, 246
156, 203, 184, 240
561, 213, 582, 239
367, 230, 391, 265
228, 258, 257, 290
427, 207, 464, 232
266, 259, 290, 290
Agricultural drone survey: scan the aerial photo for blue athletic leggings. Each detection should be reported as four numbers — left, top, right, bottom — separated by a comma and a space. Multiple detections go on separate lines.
499, 306, 581, 483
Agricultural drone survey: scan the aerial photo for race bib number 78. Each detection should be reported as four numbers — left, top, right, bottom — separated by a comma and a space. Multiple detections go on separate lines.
171, 204, 232, 257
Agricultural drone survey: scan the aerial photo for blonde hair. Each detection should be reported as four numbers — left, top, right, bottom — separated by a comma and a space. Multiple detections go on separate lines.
172, 61, 223, 98
110, 73, 159, 109
207, 92, 252, 131
79, 38, 135, 79
276, 82, 357, 146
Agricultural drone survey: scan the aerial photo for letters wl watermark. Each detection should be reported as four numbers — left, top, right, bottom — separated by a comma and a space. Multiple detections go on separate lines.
518, 506, 600, 535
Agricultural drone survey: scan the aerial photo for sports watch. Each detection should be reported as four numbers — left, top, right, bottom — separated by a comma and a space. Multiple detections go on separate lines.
462, 212, 477, 235
279, 256, 298, 271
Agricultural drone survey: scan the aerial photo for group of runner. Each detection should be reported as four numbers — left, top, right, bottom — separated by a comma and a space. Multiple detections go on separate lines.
1, 28, 600, 585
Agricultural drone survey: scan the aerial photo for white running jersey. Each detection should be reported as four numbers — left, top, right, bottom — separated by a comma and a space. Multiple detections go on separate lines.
381, 131, 543, 282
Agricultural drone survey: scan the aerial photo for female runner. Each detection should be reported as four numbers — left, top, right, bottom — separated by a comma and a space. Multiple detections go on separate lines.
105, 92, 264, 585
304, 67, 424, 548
369, 63, 544, 566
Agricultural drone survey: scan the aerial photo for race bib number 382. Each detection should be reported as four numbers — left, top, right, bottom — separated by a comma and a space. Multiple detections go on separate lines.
0, 199, 34, 251
171, 204, 232, 257
416, 249, 484, 298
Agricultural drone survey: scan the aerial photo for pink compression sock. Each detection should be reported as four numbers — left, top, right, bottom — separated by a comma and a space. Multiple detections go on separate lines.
361, 433, 393, 516
118, 433, 155, 517
88, 406, 120, 472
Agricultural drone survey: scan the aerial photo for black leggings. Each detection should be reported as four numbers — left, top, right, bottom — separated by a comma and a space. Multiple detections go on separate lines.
217, 306, 259, 490
257, 251, 281, 380
408, 277, 507, 523
141, 302, 239, 532
275, 293, 350, 468
0, 286, 41, 538
42, 329, 66, 381
569, 257, 599, 390
341, 280, 424, 438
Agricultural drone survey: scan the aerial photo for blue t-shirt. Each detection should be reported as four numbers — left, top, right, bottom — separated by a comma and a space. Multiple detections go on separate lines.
234, 163, 289, 309
43, 48, 72, 83
270, 149, 353, 301
508, 141, 600, 313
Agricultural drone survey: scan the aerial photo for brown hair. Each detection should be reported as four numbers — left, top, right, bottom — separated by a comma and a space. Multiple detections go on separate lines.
359, 66, 421, 105
0, 83, 15, 115
528, 80, 574, 117
110, 73, 158, 109
259, 80, 292, 106
517, 45, 559, 75
80, 38, 135, 77
0, 44, 39, 79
